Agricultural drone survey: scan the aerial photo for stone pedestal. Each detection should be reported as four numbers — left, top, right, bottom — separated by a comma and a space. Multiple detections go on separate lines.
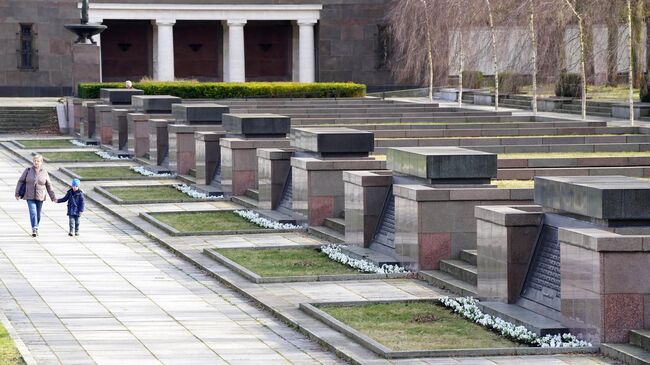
71, 43, 101, 96
221, 138, 291, 196
394, 184, 532, 271
172, 104, 229, 124
149, 119, 175, 166
127, 113, 150, 158
132, 95, 182, 113
257, 148, 296, 210
168, 124, 225, 175
80, 101, 100, 140
196, 132, 226, 186
292, 157, 385, 226
100, 88, 144, 105
94, 105, 113, 145
343, 171, 393, 247
111, 109, 132, 151
475, 205, 543, 303
65, 97, 82, 135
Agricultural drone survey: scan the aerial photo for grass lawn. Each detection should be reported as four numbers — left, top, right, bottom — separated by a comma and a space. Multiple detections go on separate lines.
493, 180, 534, 189
0, 324, 24, 365
216, 247, 360, 277
16, 139, 75, 148
322, 302, 519, 351
41, 151, 104, 162
105, 186, 190, 202
69, 166, 145, 179
520, 84, 640, 101
151, 211, 260, 232
498, 151, 650, 159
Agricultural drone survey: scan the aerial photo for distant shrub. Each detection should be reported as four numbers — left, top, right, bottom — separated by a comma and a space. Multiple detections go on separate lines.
498, 73, 529, 94
555, 73, 582, 98
462, 71, 483, 89
640, 74, 650, 102
78, 81, 366, 99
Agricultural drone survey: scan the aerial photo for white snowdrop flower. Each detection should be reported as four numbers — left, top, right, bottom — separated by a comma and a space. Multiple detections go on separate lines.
95, 151, 131, 160
173, 184, 222, 200
130, 165, 174, 178
233, 210, 303, 230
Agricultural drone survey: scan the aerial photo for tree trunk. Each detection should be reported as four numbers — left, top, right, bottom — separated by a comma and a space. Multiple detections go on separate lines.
607, 2, 619, 86
564, 0, 587, 120
422, 0, 434, 101
459, 32, 464, 108
628, 0, 635, 125
632, 0, 644, 87
529, 0, 538, 115
486, 0, 499, 111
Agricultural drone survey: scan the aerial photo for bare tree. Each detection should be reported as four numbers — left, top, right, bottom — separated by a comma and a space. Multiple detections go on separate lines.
562, 0, 588, 120
485, 0, 500, 111
422, 0, 435, 101
529, 0, 539, 115
627, 0, 635, 125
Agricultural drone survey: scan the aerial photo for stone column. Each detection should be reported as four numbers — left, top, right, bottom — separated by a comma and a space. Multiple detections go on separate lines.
343, 171, 393, 248
257, 148, 295, 210
291, 22, 300, 82
155, 19, 176, 81
298, 20, 316, 83
222, 21, 230, 82
152, 21, 159, 80
227, 19, 246, 82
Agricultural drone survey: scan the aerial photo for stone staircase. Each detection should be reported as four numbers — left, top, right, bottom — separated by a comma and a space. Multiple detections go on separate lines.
418, 249, 478, 297
231, 188, 259, 208
309, 217, 345, 243
603, 330, 650, 365
0, 106, 58, 133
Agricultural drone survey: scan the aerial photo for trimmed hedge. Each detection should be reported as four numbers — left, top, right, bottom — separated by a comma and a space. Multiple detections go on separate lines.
78, 81, 366, 99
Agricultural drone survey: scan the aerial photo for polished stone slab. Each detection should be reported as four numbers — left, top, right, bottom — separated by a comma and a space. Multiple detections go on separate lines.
132, 95, 181, 113
222, 113, 290, 137
172, 103, 229, 124
290, 127, 374, 155
535, 176, 650, 221
386, 146, 497, 183
99, 88, 144, 105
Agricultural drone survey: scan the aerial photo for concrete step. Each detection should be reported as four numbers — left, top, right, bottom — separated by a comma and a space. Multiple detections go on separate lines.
631, 330, 650, 352
308, 225, 345, 243
498, 165, 650, 180
257, 209, 300, 225
191, 184, 223, 198
602, 343, 650, 365
339, 245, 400, 266
478, 302, 569, 336
418, 270, 478, 297
231, 195, 258, 209
459, 249, 477, 266
244, 189, 259, 201
323, 217, 345, 235
188, 168, 196, 178
439, 259, 477, 286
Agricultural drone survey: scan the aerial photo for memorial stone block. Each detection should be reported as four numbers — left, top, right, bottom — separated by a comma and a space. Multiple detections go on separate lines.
132, 95, 182, 113
172, 104, 229, 124
290, 127, 374, 156
223, 114, 291, 137
100, 88, 144, 105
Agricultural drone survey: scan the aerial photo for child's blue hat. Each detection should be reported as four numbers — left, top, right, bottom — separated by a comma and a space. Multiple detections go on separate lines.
71, 179, 80, 187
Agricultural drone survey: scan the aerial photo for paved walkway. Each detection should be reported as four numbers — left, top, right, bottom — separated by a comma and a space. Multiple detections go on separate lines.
0, 141, 617, 364
0, 148, 340, 365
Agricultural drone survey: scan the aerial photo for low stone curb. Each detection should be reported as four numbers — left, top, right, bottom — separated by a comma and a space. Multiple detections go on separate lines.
58, 166, 171, 181
0, 305, 37, 365
203, 247, 410, 284
94, 185, 223, 205
140, 210, 303, 236
300, 299, 600, 359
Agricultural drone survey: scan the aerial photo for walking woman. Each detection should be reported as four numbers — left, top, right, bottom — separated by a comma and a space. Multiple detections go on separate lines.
15, 154, 57, 237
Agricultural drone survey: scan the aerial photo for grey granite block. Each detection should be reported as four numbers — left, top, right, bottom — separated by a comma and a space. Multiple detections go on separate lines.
535, 176, 650, 220
222, 113, 290, 137
386, 147, 497, 182
172, 103, 229, 124
132, 95, 182, 113
100, 88, 144, 105
290, 127, 374, 155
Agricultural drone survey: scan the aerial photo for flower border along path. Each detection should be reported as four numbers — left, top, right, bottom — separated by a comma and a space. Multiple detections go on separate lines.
141, 210, 305, 236
203, 246, 410, 284
299, 298, 598, 359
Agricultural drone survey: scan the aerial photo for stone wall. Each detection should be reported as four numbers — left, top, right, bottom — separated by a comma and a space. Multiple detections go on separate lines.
0, 0, 77, 96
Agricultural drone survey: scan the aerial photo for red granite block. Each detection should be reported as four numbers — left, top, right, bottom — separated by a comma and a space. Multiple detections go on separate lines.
232, 170, 256, 196
603, 293, 644, 343
419, 233, 451, 270
308, 196, 335, 226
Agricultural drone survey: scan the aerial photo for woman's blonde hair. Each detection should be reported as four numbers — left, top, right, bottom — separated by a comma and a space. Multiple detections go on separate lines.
32, 154, 43, 162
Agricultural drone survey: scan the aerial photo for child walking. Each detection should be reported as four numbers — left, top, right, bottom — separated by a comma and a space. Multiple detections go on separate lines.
57, 179, 85, 236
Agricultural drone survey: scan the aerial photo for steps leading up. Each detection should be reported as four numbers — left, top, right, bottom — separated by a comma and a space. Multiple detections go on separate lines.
418, 270, 478, 297
439, 259, 477, 286
339, 245, 400, 267
308, 225, 345, 243
602, 343, 650, 365
231, 195, 258, 209
323, 217, 345, 235
459, 249, 477, 266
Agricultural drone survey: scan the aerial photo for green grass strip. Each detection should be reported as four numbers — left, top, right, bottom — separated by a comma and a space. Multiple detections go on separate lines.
150, 211, 260, 232
16, 139, 74, 148
0, 324, 24, 365
322, 302, 519, 351
40, 151, 104, 162
105, 186, 189, 201
69, 166, 143, 179
216, 247, 360, 277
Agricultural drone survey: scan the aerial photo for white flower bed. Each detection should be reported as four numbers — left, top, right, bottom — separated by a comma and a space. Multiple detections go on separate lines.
233, 209, 303, 230
439, 296, 592, 348
320, 244, 409, 274
70, 139, 87, 147
130, 165, 174, 178
95, 150, 131, 160
173, 184, 222, 200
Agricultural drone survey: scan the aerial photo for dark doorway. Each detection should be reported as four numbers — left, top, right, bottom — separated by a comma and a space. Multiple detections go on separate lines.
174, 21, 222, 81
245, 21, 292, 81
101, 20, 152, 82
